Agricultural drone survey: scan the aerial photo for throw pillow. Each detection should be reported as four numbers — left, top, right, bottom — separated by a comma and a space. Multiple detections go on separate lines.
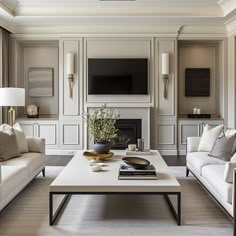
225, 129, 236, 155
0, 129, 21, 161
198, 124, 224, 152
208, 134, 236, 161
0, 123, 29, 153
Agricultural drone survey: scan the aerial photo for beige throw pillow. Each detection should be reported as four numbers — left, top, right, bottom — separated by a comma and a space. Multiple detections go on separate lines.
198, 124, 224, 152
0, 123, 29, 153
0, 129, 21, 161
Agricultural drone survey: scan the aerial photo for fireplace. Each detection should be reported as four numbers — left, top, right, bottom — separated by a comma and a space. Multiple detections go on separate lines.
112, 119, 142, 149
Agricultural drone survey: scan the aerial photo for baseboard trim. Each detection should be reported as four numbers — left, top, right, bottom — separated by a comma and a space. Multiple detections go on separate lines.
46, 149, 77, 155
158, 150, 178, 156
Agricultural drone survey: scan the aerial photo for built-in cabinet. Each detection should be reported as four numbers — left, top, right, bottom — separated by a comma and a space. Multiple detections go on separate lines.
11, 37, 227, 155
178, 118, 224, 153
17, 119, 59, 149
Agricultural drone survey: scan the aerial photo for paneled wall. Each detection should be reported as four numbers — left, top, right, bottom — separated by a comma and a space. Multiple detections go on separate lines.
59, 39, 83, 151
84, 38, 154, 105
154, 39, 177, 154
12, 35, 228, 155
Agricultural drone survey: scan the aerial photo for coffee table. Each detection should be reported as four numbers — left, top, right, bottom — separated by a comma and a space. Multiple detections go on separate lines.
49, 150, 181, 225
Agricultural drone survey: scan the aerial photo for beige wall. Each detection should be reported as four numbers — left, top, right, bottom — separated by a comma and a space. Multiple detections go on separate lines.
178, 42, 219, 115
23, 45, 59, 116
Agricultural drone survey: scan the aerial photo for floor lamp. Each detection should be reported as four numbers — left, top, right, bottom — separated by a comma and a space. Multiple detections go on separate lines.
0, 88, 25, 127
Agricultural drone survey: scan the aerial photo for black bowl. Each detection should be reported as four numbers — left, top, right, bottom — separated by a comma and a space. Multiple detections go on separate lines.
122, 157, 150, 169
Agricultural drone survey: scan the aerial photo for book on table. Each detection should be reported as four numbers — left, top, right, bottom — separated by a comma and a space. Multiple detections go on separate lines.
118, 164, 158, 180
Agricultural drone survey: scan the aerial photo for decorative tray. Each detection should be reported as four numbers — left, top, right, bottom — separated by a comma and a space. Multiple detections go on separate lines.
83, 151, 113, 161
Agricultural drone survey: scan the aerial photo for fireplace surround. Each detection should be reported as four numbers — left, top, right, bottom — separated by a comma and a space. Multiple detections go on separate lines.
112, 119, 142, 149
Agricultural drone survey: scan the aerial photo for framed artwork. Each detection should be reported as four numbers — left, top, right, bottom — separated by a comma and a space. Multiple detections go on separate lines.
28, 67, 54, 97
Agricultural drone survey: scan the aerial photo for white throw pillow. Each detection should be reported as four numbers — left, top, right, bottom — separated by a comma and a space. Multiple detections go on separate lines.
198, 124, 224, 152
0, 123, 29, 153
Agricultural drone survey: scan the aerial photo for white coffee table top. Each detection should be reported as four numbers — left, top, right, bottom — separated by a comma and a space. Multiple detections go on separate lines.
50, 150, 181, 193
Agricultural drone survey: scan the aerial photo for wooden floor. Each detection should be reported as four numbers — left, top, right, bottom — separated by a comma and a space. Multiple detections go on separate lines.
45, 155, 186, 166
0, 166, 232, 236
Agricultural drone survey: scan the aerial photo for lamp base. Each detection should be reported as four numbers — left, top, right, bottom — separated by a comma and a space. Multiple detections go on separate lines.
9, 106, 15, 127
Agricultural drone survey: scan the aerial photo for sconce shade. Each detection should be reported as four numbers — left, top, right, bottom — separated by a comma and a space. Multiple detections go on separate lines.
161, 53, 169, 75
0, 88, 25, 106
66, 53, 74, 75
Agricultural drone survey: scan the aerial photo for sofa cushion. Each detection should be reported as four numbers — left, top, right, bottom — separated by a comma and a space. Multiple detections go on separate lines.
0, 129, 21, 161
0, 123, 29, 154
208, 134, 236, 161
187, 152, 226, 175
0, 153, 45, 177
0, 165, 28, 201
202, 165, 233, 203
198, 124, 224, 152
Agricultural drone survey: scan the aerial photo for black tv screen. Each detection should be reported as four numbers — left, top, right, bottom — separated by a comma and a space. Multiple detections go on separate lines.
185, 68, 210, 97
88, 58, 148, 95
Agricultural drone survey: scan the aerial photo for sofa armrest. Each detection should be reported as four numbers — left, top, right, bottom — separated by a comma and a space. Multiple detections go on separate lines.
26, 137, 45, 154
186, 137, 201, 153
224, 161, 236, 183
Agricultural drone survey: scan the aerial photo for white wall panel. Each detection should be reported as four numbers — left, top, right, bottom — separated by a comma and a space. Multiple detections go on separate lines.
157, 124, 175, 145
157, 40, 176, 116
38, 124, 57, 145
62, 123, 80, 145
63, 40, 80, 116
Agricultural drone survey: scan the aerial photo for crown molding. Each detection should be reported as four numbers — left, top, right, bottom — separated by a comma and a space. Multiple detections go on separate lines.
225, 14, 236, 36
0, 15, 15, 32
0, 1, 15, 16
218, 0, 236, 16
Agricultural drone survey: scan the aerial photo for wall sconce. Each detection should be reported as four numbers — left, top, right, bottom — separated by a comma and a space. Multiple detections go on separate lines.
66, 53, 74, 98
161, 53, 169, 99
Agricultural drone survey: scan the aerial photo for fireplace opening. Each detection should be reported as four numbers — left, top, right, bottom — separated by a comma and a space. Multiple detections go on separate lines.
112, 119, 142, 150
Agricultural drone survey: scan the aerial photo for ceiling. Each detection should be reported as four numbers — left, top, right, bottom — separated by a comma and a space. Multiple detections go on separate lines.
0, 0, 235, 35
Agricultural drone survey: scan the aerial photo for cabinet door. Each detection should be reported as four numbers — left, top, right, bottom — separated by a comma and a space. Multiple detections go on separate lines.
18, 121, 35, 137
60, 121, 82, 150
37, 122, 58, 148
179, 123, 200, 146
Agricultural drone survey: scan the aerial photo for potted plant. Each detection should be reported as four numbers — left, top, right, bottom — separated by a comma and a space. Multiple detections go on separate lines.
82, 104, 119, 154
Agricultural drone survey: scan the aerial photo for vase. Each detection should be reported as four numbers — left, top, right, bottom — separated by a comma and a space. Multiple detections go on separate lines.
93, 142, 112, 154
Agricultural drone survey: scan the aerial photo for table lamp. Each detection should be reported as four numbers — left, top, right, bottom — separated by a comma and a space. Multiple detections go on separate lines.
0, 88, 25, 127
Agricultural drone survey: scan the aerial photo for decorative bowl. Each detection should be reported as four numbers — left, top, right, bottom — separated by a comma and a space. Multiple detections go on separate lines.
83, 151, 113, 161
122, 156, 150, 169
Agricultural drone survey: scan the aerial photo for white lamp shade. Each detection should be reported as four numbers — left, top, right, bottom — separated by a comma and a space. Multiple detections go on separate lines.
66, 53, 74, 74
161, 53, 169, 75
0, 88, 25, 107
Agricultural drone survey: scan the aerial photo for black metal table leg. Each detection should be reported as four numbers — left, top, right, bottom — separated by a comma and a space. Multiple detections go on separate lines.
49, 192, 71, 226
177, 192, 181, 225
164, 193, 181, 225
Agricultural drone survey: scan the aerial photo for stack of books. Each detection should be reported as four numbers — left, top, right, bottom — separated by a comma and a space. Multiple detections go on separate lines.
118, 164, 158, 180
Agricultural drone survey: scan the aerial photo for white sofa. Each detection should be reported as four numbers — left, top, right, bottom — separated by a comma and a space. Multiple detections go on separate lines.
0, 137, 45, 211
186, 130, 236, 235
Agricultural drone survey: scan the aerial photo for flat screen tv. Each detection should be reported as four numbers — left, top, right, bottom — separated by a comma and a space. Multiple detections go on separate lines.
88, 58, 148, 95
185, 68, 210, 97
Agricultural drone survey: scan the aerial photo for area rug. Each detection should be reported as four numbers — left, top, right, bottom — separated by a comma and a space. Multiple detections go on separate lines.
0, 166, 232, 236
